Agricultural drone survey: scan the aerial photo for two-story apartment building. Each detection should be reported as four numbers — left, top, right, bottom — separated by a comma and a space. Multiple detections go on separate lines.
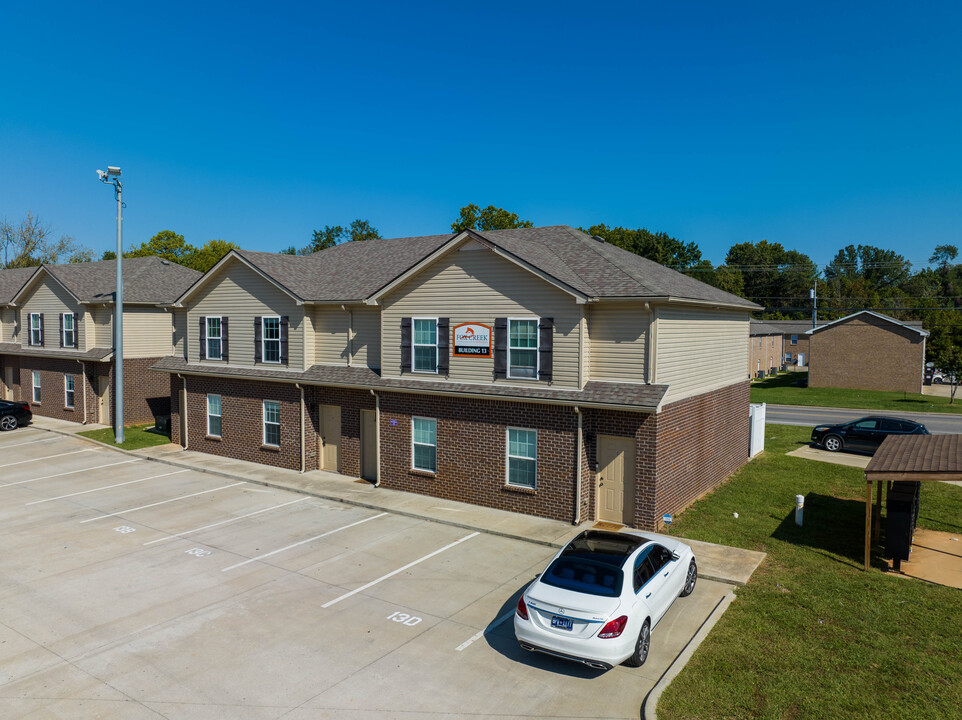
155, 226, 760, 530
0, 257, 200, 425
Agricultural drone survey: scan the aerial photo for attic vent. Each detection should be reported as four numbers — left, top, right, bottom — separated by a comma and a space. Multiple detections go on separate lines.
591, 235, 606, 243
160, 260, 170, 265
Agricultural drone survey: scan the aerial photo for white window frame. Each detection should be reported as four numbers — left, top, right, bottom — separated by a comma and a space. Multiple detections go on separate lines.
207, 393, 222, 438
262, 316, 281, 364
32, 371, 41, 404
790, 334, 798, 345
206, 316, 222, 360
64, 374, 74, 408
506, 426, 537, 489
263, 399, 281, 447
30, 313, 42, 346
411, 416, 437, 473
62, 313, 76, 348
411, 317, 439, 374
507, 317, 540, 380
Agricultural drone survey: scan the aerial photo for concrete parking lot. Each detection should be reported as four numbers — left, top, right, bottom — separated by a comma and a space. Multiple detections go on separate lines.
0, 427, 734, 719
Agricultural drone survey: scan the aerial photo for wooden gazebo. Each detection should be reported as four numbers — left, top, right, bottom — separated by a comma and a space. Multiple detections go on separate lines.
863, 434, 962, 570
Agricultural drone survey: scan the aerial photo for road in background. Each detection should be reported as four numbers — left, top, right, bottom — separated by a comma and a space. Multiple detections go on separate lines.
766, 405, 962, 434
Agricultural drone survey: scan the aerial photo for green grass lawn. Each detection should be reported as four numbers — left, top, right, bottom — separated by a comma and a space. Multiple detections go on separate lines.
78, 423, 171, 451
750, 371, 962, 414
658, 424, 962, 720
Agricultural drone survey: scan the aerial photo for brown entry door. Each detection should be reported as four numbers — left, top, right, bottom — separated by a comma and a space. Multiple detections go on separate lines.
597, 435, 636, 525
320, 405, 341, 472
360, 409, 377, 481
2, 366, 11, 400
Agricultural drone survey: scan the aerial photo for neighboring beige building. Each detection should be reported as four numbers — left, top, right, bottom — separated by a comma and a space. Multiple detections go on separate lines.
749, 321, 783, 378
807, 311, 927, 393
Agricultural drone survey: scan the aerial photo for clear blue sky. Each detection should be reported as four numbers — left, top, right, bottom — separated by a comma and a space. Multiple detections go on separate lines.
1, 1, 959, 269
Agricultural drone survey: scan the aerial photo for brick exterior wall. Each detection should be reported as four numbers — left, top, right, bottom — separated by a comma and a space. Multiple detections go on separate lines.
749, 335, 782, 378
808, 317, 925, 393
305, 386, 376, 475
784, 332, 809, 367
123, 357, 170, 424
651, 380, 750, 529
5, 355, 102, 424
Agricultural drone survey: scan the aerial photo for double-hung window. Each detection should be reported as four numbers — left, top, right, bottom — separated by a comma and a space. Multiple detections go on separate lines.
207, 394, 222, 437
506, 427, 537, 489
508, 319, 538, 379
263, 400, 281, 446
62, 313, 76, 348
30, 313, 42, 346
790, 335, 798, 345
412, 417, 437, 472
64, 374, 74, 408
262, 317, 281, 364
32, 371, 41, 404
206, 317, 222, 360
412, 318, 438, 373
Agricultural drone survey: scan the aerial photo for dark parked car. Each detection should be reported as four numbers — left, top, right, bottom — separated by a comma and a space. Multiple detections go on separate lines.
811, 416, 929, 454
0, 400, 32, 431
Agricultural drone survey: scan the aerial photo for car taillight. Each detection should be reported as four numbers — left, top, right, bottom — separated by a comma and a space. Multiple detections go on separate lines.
598, 615, 628, 639
516, 596, 528, 620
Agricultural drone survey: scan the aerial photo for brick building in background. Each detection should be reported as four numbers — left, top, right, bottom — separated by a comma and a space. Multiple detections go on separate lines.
155, 225, 760, 530
749, 321, 784, 378
0, 258, 200, 426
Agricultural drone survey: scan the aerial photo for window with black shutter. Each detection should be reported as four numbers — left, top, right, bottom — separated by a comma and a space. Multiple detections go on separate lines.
59, 313, 65, 348
538, 317, 553, 381
254, 316, 262, 362
279, 316, 289, 365
199, 316, 207, 360
437, 318, 449, 374
493, 317, 507, 378
221, 317, 229, 362
400, 317, 412, 372
39, 313, 45, 347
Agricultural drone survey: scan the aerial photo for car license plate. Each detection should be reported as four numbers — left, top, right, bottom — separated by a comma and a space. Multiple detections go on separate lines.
551, 615, 573, 631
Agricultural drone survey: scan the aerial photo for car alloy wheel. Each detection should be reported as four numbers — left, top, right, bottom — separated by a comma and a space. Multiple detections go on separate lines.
681, 559, 697, 597
625, 619, 650, 667
0, 415, 17, 431
823, 435, 842, 452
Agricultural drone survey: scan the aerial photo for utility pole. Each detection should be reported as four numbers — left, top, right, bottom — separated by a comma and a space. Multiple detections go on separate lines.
810, 285, 818, 329
97, 167, 124, 444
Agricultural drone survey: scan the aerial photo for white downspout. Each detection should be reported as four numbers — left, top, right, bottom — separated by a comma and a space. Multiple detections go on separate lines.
370, 389, 381, 486
178, 373, 188, 449
573, 405, 583, 525
78, 360, 87, 424
296, 383, 305, 473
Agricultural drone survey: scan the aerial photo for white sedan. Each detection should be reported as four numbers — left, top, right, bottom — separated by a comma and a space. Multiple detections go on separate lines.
514, 529, 697, 670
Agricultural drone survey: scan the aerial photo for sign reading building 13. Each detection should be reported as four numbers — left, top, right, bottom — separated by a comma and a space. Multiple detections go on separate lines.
452, 323, 492, 357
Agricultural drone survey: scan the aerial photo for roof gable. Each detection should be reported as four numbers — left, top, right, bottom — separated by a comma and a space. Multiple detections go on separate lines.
11, 266, 81, 305
0, 267, 41, 305
174, 250, 303, 306
806, 311, 929, 337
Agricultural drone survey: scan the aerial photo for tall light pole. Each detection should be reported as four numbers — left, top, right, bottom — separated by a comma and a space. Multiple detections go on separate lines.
97, 166, 124, 443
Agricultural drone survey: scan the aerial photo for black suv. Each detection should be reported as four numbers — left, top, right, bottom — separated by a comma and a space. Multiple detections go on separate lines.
811, 416, 929, 454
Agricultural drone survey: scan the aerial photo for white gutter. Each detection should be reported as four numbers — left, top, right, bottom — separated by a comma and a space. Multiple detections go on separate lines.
296, 383, 305, 473
370, 389, 381, 486
573, 406, 583, 525
177, 374, 188, 449
77, 360, 87, 424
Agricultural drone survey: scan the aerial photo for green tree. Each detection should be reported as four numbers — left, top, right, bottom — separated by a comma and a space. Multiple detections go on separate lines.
280, 246, 297, 255
685, 260, 745, 297
189, 239, 240, 273
725, 240, 816, 317
349, 219, 380, 242
128, 230, 196, 264
929, 244, 958, 270
101, 249, 117, 261
585, 224, 702, 269
451, 204, 533, 233
309, 225, 345, 252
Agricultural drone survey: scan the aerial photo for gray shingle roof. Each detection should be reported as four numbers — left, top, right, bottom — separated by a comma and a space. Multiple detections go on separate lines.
152, 356, 669, 411
229, 225, 758, 309
0, 343, 113, 361
764, 317, 924, 335
0, 267, 39, 305
43, 256, 202, 304
750, 320, 785, 336
867, 434, 962, 475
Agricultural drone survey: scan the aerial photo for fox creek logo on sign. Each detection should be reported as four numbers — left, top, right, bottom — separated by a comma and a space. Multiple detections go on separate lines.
452, 323, 492, 357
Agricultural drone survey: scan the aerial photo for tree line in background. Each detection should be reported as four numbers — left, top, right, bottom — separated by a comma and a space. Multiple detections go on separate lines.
4, 205, 961, 374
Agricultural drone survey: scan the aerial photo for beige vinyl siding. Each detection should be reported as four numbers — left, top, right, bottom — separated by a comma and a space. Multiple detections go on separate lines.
655, 305, 749, 404
579, 311, 589, 388
20, 278, 87, 350
173, 309, 187, 358
381, 242, 581, 388
303, 310, 316, 367
122, 307, 174, 357
0, 308, 18, 343
313, 307, 350, 365
92, 306, 113, 347
352, 306, 381, 370
588, 302, 648, 383
187, 261, 304, 369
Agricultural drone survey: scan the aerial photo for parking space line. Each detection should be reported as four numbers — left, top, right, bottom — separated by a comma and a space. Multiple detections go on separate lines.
79, 482, 246, 523
144, 497, 311, 546
0, 448, 96, 469
0, 459, 140, 489
321, 531, 480, 609
0, 436, 58, 450
221, 512, 388, 572
25, 469, 191, 505
455, 610, 515, 652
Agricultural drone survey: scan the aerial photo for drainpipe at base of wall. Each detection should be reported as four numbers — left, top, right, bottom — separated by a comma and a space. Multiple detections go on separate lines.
77, 360, 87, 424
573, 405, 583, 525
370, 389, 381, 486
295, 383, 305, 473
177, 374, 188, 450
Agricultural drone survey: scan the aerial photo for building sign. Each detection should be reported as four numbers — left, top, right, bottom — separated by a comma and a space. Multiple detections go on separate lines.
452, 323, 492, 357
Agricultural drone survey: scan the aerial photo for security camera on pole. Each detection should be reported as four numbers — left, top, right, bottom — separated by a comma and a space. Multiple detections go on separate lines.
97, 166, 124, 444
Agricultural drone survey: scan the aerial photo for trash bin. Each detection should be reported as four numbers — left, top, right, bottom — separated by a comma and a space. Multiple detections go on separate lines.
884, 481, 921, 570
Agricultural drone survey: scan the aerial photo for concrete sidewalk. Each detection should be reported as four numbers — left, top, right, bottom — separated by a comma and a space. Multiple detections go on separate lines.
27, 416, 766, 586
